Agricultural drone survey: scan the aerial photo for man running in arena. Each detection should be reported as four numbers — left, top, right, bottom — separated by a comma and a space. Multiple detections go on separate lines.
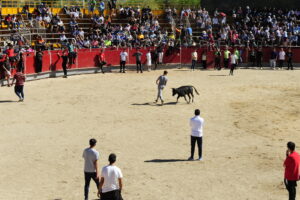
155, 70, 168, 105
11, 68, 26, 101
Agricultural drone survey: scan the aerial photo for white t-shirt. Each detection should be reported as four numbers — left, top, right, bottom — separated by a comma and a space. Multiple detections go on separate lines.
82, 148, 99, 172
190, 116, 204, 137
230, 54, 238, 64
101, 165, 123, 193
146, 52, 151, 66
120, 52, 128, 61
279, 51, 286, 60
191, 52, 198, 60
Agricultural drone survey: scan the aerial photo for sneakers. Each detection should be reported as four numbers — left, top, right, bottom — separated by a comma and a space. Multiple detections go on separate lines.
188, 157, 194, 161
196, 158, 203, 161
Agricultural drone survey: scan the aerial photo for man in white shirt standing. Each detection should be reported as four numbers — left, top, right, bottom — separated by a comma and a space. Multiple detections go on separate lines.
278, 48, 286, 69
98, 153, 123, 200
188, 109, 204, 161
83, 138, 100, 200
229, 53, 238, 76
120, 49, 128, 73
191, 49, 198, 71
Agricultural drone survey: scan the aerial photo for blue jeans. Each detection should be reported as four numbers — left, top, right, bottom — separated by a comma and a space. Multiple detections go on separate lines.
191, 60, 196, 70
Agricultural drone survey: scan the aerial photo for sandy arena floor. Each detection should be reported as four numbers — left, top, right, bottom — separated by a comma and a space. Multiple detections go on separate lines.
0, 68, 300, 200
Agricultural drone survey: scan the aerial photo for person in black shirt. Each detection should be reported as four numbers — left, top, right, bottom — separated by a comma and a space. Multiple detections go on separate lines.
256, 47, 263, 69
287, 48, 293, 70
133, 49, 143, 73
58, 47, 69, 78
152, 49, 158, 70
35, 48, 43, 73
214, 48, 221, 70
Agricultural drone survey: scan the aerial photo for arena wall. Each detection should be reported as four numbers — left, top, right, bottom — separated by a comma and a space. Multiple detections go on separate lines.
2, 47, 299, 83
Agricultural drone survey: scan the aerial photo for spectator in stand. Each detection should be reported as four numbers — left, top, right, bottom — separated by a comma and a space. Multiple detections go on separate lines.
89, 0, 97, 14
98, 153, 123, 200
4, 14, 12, 29
69, 18, 78, 32
60, 32, 68, 46
278, 48, 286, 69
36, 35, 46, 51
35, 48, 43, 73
287, 48, 293, 70
99, 0, 105, 16
12, 68, 26, 101
284, 141, 300, 200
270, 48, 278, 70
133, 49, 143, 73
120, 49, 128, 73
67, 40, 77, 65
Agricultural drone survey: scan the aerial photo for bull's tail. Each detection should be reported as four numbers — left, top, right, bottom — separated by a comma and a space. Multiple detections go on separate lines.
192, 86, 199, 95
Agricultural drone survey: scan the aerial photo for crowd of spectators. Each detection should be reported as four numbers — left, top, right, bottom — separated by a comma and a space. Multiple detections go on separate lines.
185, 6, 300, 47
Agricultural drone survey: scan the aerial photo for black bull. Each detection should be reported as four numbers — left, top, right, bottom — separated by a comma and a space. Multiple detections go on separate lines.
172, 86, 199, 103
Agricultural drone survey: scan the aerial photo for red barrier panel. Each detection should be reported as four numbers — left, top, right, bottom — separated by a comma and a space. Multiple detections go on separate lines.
21, 47, 300, 75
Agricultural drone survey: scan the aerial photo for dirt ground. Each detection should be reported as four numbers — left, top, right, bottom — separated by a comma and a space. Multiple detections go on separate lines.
0, 68, 300, 200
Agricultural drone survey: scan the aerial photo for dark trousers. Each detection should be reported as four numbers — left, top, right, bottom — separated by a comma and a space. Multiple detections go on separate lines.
202, 60, 207, 69
191, 136, 202, 159
256, 58, 262, 67
229, 64, 236, 75
35, 59, 42, 73
288, 59, 293, 70
279, 60, 284, 68
215, 59, 221, 70
62, 62, 67, 76
101, 189, 123, 200
84, 172, 99, 200
285, 179, 297, 200
224, 58, 229, 68
153, 60, 158, 70
191, 60, 196, 70
120, 61, 126, 72
136, 61, 143, 73
15, 85, 24, 99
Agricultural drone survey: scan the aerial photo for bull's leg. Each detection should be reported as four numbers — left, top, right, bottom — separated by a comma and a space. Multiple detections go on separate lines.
183, 95, 189, 103
177, 95, 180, 103
187, 94, 191, 103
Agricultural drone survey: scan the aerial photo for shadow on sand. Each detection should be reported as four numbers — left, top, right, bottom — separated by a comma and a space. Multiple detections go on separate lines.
132, 102, 178, 106
144, 159, 190, 163
0, 100, 15, 103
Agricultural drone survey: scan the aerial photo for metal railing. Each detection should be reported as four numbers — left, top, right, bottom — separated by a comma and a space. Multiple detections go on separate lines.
0, 0, 200, 9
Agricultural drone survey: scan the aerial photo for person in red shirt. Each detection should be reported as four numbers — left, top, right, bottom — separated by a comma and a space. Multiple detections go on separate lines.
98, 49, 106, 74
11, 68, 26, 101
284, 141, 300, 200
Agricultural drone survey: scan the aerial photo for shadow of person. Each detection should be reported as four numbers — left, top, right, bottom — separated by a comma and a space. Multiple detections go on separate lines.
144, 159, 188, 163
0, 100, 15, 103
